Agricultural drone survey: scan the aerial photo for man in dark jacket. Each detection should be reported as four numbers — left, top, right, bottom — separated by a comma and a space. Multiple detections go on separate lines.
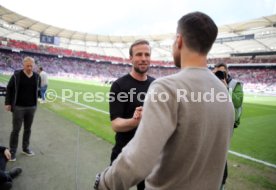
0, 146, 22, 190
5, 56, 41, 161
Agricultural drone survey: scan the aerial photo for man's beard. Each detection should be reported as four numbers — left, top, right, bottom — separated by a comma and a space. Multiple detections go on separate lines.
134, 65, 149, 74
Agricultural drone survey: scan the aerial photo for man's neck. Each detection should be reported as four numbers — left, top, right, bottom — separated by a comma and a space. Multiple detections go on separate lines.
130, 70, 147, 81
23, 70, 33, 78
180, 50, 208, 69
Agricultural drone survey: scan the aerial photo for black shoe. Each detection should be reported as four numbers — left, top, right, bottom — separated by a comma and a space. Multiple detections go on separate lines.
8, 167, 22, 179
22, 149, 35, 156
1, 181, 12, 190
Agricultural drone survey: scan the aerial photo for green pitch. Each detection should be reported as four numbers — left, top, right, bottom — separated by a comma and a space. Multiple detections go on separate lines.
230, 94, 276, 164
38, 79, 276, 165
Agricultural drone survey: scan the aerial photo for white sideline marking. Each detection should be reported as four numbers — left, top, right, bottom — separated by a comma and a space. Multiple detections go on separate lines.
75, 107, 87, 110
50, 93, 276, 169
55, 95, 109, 115
229, 150, 276, 169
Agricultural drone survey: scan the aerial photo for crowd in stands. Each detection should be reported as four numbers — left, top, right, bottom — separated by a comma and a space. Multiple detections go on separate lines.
208, 56, 276, 64
228, 68, 276, 92
0, 50, 179, 82
2, 37, 276, 67
0, 37, 173, 67
0, 46, 275, 93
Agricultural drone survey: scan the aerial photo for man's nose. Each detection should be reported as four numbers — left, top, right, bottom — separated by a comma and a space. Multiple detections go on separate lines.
141, 54, 148, 61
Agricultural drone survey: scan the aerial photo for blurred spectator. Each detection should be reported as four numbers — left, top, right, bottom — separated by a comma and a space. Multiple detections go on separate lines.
38, 67, 48, 103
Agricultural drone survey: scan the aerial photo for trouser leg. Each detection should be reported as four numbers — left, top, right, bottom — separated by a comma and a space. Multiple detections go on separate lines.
22, 107, 36, 150
10, 107, 24, 153
0, 153, 7, 171
38, 89, 41, 99
40, 88, 44, 100
41, 85, 47, 101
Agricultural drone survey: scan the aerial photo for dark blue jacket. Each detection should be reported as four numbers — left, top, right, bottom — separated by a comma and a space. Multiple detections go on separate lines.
0, 146, 10, 184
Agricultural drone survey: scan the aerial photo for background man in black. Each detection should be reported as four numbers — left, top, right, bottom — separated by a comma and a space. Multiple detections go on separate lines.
5, 56, 40, 161
109, 39, 154, 190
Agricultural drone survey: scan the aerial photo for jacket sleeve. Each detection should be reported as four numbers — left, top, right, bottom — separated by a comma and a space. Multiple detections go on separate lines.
232, 83, 243, 108
98, 82, 177, 190
0, 147, 9, 183
0, 146, 7, 154
5, 75, 15, 106
0, 171, 10, 183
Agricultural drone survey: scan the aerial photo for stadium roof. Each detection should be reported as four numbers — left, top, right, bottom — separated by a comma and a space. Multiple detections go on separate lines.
0, 5, 276, 60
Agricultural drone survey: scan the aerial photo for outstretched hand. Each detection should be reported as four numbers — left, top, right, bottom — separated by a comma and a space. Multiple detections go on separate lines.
4, 148, 11, 160
133, 106, 143, 120
5, 105, 11, 112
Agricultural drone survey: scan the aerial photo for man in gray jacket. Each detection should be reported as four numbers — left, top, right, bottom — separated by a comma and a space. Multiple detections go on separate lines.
94, 12, 234, 190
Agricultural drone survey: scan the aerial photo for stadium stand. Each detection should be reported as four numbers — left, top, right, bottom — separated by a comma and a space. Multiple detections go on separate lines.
0, 49, 177, 81
229, 67, 276, 93
208, 56, 276, 64
0, 6, 275, 64
0, 49, 275, 94
0, 37, 173, 67
0, 6, 275, 94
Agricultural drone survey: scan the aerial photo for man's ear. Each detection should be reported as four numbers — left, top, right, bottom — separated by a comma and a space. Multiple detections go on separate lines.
176, 34, 183, 49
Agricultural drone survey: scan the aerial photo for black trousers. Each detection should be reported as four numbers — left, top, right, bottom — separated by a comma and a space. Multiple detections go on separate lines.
10, 106, 36, 153
111, 148, 145, 190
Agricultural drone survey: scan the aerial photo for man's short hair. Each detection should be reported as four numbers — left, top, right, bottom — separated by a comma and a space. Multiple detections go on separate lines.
177, 12, 218, 55
39, 67, 43, 71
214, 63, 228, 71
23, 56, 35, 64
129, 39, 150, 56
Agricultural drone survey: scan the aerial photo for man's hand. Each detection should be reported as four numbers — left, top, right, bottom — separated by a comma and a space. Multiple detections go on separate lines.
4, 148, 11, 160
5, 105, 11, 112
111, 106, 144, 132
133, 106, 143, 120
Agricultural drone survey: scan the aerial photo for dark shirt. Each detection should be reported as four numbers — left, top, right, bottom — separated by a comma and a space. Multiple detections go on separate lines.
109, 74, 155, 152
16, 71, 37, 107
